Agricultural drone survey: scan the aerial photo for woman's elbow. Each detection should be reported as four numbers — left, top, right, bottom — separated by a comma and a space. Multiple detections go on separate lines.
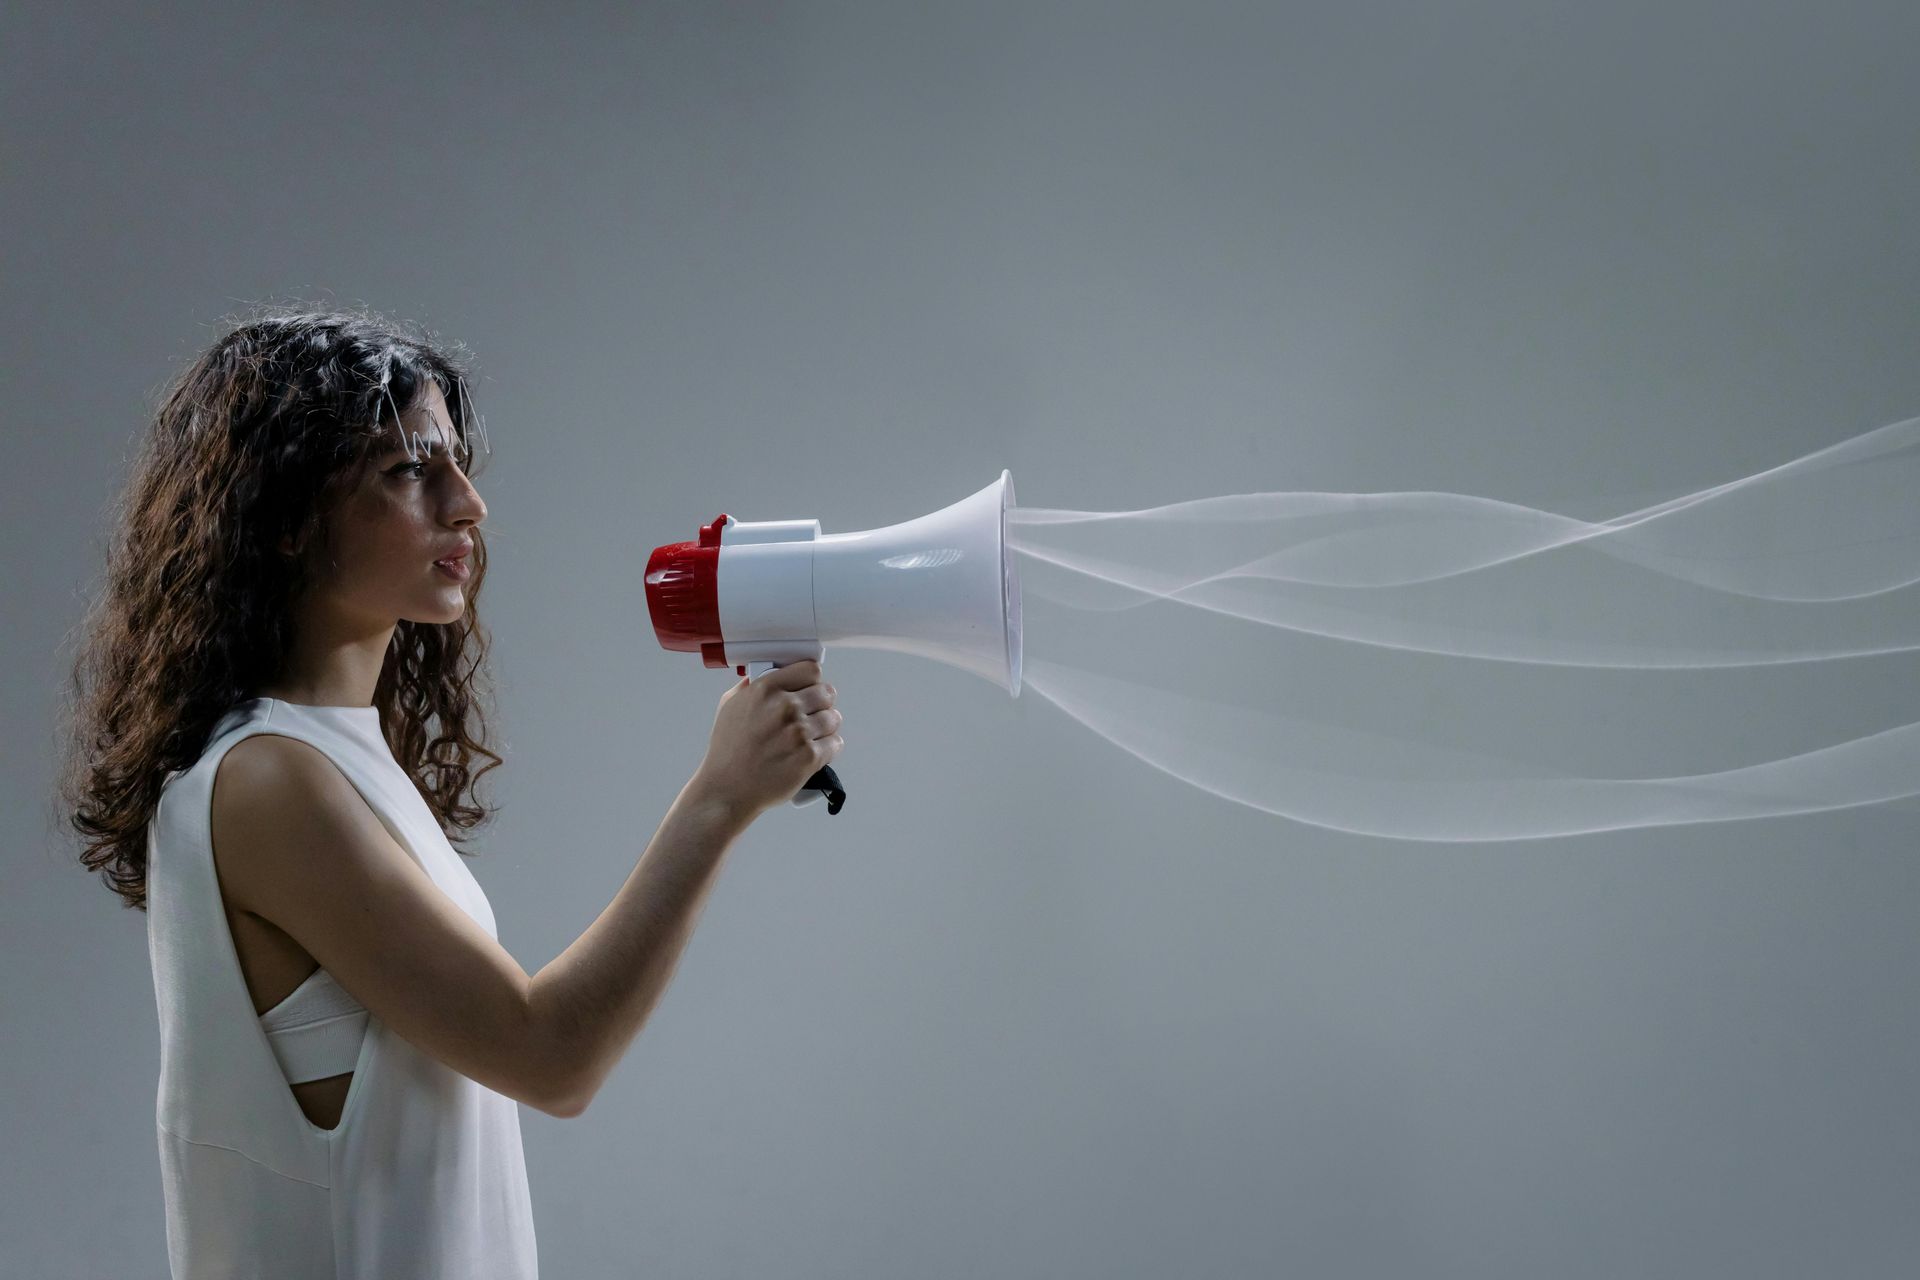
533, 1059, 596, 1119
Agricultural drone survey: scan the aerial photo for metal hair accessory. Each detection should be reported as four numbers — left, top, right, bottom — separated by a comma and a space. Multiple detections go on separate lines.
375, 353, 420, 462
370, 349, 495, 465
456, 374, 491, 457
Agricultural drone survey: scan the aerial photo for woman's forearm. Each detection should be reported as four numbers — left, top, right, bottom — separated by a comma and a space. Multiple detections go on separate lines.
526, 774, 755, 1115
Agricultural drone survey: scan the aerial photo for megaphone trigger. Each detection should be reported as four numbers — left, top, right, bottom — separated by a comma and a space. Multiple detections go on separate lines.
812, 764, 847, 816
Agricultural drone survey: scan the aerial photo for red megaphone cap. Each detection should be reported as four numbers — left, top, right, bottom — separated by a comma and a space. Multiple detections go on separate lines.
644, 514, 731, 667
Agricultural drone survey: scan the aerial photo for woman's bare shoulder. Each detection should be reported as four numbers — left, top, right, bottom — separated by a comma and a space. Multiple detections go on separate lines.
208, 733, 357, 915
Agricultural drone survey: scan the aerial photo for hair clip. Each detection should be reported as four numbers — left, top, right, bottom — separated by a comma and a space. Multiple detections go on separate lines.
456, 374, 491, 456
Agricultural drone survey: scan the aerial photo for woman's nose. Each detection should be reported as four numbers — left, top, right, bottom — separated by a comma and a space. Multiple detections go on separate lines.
449, 476, 487, 526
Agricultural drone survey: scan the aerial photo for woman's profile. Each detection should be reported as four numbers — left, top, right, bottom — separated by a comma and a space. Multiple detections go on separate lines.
57, 307, 845, 1279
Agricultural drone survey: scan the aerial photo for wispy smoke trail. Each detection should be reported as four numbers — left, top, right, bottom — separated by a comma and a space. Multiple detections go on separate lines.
1009, 415, 1920, 668
1006, 416, 1920, 839
1019, 658, 1920, 842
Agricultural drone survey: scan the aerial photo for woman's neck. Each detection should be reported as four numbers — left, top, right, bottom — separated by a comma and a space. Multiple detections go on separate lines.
260, 601, 396, 708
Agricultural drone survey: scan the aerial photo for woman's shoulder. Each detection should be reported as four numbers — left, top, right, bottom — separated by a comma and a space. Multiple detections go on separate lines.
211, 729, 355, 821
207, 731, 363, 916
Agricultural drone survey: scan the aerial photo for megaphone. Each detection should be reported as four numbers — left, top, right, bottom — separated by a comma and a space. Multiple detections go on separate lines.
645, 470, 1024, 815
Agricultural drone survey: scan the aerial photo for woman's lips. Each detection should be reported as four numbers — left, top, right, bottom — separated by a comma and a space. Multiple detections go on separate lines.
434, 556, 471, 581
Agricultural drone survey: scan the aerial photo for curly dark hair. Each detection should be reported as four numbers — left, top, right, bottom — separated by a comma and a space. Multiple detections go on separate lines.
58, 304, 504, 912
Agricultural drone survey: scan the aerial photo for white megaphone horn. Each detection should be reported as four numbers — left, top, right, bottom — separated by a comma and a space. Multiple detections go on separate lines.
645, 470, 1024, 814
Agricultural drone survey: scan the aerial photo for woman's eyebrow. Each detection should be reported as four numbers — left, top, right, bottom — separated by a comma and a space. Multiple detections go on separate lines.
382, 434, 464, 460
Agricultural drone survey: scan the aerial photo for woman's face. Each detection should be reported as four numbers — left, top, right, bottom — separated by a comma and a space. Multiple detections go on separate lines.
294, 380, 489, 628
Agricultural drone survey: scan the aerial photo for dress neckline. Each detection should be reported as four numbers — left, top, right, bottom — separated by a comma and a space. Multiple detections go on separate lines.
250, 696, 381, 726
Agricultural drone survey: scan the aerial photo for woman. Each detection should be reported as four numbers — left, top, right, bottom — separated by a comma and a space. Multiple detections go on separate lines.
59, 308, 844, 1279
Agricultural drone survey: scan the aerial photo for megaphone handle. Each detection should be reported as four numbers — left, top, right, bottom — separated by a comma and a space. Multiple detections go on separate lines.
744, 660, 847, 815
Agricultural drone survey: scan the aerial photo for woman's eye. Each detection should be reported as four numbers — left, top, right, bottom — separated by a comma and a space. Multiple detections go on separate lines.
391, 462, 427, 479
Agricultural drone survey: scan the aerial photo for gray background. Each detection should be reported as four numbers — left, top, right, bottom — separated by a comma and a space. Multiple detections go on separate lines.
7, 2, 1919, 1276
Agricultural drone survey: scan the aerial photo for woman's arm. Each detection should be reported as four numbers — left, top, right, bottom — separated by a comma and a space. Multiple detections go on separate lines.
527, 775, 753, 1116
213, 737, 752, 1119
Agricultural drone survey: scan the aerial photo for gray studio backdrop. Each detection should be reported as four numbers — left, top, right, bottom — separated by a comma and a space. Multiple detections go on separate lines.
7, 3, 1919, 1276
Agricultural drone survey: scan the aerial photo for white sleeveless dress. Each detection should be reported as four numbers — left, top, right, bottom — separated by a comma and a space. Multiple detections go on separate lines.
145, 697, 538, 1279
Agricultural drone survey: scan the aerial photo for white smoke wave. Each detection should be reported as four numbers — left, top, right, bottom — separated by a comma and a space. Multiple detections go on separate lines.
1008, 416, 1920, 668
1004, 415, 1920, 838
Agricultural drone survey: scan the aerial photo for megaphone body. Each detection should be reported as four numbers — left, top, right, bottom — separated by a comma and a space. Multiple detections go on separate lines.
645, 470, 1023, 812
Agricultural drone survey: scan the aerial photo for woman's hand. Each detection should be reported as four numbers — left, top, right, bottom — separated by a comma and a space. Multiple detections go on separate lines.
689, 659, 843, 822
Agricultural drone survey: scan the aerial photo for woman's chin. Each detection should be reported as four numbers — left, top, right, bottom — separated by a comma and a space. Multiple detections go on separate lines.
404, 596, 468, 626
